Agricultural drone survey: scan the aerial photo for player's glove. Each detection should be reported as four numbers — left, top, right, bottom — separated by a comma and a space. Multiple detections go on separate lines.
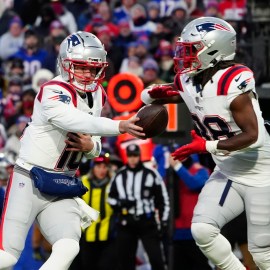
172, 130, 230, 161
148, 85, 179, 99
171, 130, 207, 161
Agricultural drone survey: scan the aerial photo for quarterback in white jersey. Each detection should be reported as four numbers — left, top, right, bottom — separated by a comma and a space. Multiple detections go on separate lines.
0, 31, 144, 270
141, 17, 270, 270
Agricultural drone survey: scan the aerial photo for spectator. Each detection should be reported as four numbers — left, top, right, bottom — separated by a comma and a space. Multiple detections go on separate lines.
4, 115, 30, 165
219, 0, 247, 21
74, 154, 117, 270
155, 39, 175, 83
114, 20, 137, 57
163, 2, 190, 36
12, 29, 48, 79
98, 1, 119, 38
13, 0, 40, 26
108, 143, 170, 270
119, 41, 140, 75
147, 1, 161, 23
77, 2, 95, 31
0, 124, 7, 151
50, 0, 77, 34
204, 0, 221, 17
32, 69, 54, 93
34, 4, 57, 37
0, 16, 24, 61
112, 0, 137, 24
0, 7, 17, 36
2, 76, 23, 129
84, 13, 119, 39
84, 14, 106, 36
0, 153, 11, 216
4, 57, 30, 86
141, 58, 165, 88
20, 88, 36, 118
97, 26, 124, 74
148, 19, 174, 55
119, 56, 143, 77
130, 3, 157, 39
134, 38, 152, 64
43, 32, 66, 74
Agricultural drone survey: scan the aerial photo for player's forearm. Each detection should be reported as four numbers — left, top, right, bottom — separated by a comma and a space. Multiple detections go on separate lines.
216, 131, 259, 152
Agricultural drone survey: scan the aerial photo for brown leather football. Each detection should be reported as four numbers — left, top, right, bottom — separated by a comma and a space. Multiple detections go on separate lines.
135, 104, 169, 138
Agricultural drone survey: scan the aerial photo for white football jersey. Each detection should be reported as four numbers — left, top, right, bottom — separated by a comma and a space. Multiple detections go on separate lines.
174, 65, 270, 187
17, 76, 121, 175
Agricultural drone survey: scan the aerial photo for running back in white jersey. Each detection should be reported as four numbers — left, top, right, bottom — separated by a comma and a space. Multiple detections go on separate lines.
174, 65, 270, 187
18, 75, 107, 175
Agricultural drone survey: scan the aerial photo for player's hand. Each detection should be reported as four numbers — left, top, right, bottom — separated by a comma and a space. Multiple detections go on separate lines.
65, 132, 94, 152
119, 116, 145, 139
171, 130, 207, 161
148, 84, 179, 99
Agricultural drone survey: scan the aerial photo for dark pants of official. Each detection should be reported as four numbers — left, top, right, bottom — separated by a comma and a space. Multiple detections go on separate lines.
173, 239, 212, 270
70, 237, 117, 270
116, 215, 166, 270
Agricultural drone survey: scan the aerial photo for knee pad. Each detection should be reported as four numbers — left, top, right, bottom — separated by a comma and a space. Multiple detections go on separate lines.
191, 223, 220, 246
0, 250, 18, 268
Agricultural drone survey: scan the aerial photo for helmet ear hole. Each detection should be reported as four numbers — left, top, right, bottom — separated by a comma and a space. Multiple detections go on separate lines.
208, 50, 218, 56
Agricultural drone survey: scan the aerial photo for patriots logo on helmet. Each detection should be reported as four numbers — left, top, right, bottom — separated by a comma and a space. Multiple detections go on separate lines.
237, 78, 252, 90
196, 23, 231, 33
67, 34, 81, 49
49, 94, 71, 104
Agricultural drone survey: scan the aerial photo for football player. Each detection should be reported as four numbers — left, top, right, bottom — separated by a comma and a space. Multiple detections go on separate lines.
0, 31, 144, 270
141, 17, 270, 270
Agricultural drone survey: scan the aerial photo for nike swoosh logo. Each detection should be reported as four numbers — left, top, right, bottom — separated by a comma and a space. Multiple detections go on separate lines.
235, 75, 242, 82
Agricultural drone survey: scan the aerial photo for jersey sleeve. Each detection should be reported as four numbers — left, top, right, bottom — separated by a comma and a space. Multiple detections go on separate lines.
226, 67, 256, 105
39, 84, 121, 136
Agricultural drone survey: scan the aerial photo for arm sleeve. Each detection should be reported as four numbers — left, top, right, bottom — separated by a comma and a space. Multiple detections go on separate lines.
174, 165, 209, 190
40, 86, 121, 136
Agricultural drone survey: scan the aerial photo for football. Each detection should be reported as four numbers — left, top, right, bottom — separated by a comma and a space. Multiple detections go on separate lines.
135, 104, 169, 138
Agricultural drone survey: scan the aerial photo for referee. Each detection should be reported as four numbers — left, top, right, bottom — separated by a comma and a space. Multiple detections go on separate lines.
108, 144, 170, 270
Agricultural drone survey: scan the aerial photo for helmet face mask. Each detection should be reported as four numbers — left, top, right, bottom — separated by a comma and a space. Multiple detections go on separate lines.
58, 31, 108, 93
174, 41, 204, 75
173, 17, 237, 76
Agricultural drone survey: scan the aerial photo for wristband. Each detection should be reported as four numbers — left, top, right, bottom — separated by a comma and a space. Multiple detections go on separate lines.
84, 141, 100, 159
206, 140, 230, 155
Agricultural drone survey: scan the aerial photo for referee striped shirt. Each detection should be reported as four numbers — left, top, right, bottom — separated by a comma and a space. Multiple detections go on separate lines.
108, 165, 170, 222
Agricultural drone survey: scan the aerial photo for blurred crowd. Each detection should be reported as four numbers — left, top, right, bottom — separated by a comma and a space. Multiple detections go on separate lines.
0, 0, 260, 269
